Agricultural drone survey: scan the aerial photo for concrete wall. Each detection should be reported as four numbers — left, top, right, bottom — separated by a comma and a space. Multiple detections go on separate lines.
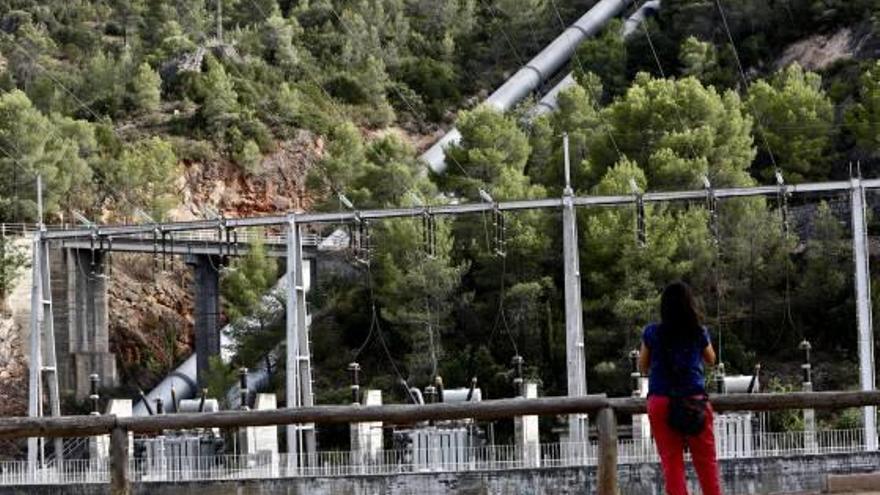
3, 452, 879, 495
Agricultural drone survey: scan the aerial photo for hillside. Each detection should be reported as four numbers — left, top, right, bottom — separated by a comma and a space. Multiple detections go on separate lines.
0, 0, 880, 434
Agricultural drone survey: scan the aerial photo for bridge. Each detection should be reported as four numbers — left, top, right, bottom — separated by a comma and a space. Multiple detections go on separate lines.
6, 219, 340, 415
54, 230, 322, 258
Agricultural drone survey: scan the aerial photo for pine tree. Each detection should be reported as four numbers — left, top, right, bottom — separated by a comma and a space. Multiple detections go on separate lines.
596, 74, 756, 189
526, 83, 602, 193
795, 201, 851, 349
221, 235, 280, 366
197, 56, 239, 138
0, 90, 94, 222
573, 19, 627, 100
92, 137, 178, 219
0, 235, 27, 309
373, 215, 466, 386
747, 63, 834, 182
846, 61, 880, 158
443, 106, 533, 200
128, 62, 161, 113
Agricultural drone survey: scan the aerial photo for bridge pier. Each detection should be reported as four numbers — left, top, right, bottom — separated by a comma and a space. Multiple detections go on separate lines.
53, 248, 117, 401
185, 254, 221, 388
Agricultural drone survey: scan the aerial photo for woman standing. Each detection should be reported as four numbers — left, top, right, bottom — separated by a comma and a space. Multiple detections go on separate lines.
638, 281, 722, 495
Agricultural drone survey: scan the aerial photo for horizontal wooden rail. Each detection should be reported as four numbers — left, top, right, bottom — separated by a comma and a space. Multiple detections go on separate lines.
0, 415, 118, 440
8, 390, 880, 495
6, 391, 880, 440
0, 395, 612, 439
610, 390, 880, 415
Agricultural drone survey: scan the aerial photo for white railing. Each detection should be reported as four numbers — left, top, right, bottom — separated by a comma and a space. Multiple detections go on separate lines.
0, 223, 69, 236
0, 429, 873, 485
0, 223, 323, 246
103, 230, 320, 247
0, 459, 108, 485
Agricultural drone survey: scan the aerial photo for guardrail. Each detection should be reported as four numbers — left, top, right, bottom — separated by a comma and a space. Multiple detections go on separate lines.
56, 230, 322, 250
0, 223, 66, 236
4, 391, 880, 494
2, 224, 322, 247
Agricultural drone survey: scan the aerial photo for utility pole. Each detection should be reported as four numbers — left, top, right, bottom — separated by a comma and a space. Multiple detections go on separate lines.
26, 227, 41, 472
561, 134, 588, 447
851, 176, 877, 451
28, 175, 62, 470
285, 215, 315, 470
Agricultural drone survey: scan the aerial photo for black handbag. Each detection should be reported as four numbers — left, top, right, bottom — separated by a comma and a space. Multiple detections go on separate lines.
660, 332, 708, 436
667, 395, 708, 436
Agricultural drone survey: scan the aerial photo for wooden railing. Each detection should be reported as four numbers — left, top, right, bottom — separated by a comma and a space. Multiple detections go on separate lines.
5, 391, 880, 495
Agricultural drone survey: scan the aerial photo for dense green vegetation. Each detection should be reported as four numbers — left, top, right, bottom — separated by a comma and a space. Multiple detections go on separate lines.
2, 1, 880, 435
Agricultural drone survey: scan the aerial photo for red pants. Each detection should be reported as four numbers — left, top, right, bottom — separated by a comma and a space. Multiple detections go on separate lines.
647, 395, 723, 495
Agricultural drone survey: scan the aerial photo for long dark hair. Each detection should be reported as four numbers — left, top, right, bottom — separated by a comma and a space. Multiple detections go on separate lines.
660, 281, 704, 344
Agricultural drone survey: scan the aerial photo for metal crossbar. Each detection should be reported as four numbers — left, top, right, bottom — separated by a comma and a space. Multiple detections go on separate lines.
39, 178, 880, 240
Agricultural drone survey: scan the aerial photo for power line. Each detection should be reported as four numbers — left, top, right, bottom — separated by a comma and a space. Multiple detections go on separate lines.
320, 2, 478, 182
210, 0, 451, 207
640, 22, 667, 79
415, 208, 440, 379
0, 147, 67, 225
164, 0, 343, 195
640, 21, 711, 168
479, 0, 528, 68
546, 0, 625, 164
6, 38, 106, 124
361, 257, 411, 386
712, 0, 779, 170
1, 34, 163, 221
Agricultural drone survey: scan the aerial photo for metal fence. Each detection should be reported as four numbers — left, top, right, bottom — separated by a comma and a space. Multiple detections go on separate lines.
0, 459, 108, 485
117, 229, 321, 246
0, 428, 872, 485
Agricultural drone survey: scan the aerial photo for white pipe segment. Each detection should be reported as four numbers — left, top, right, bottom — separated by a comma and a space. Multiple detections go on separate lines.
422, 0, 635, 173
133, 353, 197, 416
530, 0, 661, 119
134, 273, 301, 416
622, 0, 661, 37
529, 73, 577, 118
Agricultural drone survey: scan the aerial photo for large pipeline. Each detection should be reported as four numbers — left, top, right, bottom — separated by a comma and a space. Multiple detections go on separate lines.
530, 0, 661, 118
423, 0, 662, 171
422, 0, 636, 172
135, 2, 662, 416
134, 273, 300, 416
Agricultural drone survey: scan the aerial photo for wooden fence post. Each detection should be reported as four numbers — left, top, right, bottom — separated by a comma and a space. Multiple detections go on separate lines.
110, 426, 130, 495
597, 406, 619, 495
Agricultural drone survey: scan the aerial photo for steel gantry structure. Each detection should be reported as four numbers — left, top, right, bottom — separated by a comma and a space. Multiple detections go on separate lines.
28, 176, 880, 463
